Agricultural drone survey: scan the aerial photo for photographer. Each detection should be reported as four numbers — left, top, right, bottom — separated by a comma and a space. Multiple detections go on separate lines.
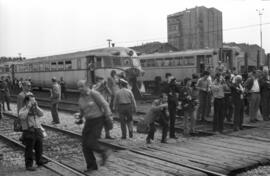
18, 94, 47, 171
211, 73, 226, 134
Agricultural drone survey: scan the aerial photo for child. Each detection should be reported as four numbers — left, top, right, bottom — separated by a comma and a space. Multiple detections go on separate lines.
179, 77, 197, 136
145, 94, 169, 144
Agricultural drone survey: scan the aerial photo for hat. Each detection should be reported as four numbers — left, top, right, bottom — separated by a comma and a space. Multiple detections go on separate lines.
52, 77, 57, 81
22, 81, 31, 86
119, 78, 128, 85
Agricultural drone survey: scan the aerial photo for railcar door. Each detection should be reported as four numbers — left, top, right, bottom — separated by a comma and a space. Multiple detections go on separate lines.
196, 55, 205, 74
86, 56, 96, 84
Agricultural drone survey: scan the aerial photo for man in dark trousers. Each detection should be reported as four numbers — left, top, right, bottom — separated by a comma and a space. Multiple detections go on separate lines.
77, 80, 111, 172
231, 75, 245, 131
244, 70, 261, 123
196, 71, 211, 121
0, 76, 11, 111
259, 70, 270, 121
167, 77, 179, 139
50, 77, 61, 124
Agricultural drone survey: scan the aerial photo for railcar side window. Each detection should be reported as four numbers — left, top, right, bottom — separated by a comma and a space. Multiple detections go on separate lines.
175, 57, 182, 66
51, 62, 57, 71
140, 59, 146, 67
112, 57, 121, 66
65, 60, 72, 70
45, 63, 50, 71
147, 59, 155, 67
24, 64, 29, 72
29, 64, 33, 72
184, 56, 195, 65
77, 59, 81, 69
96, 57, 102, 68
206, 55, 213, 65
58, 61, 64, 70
164, 58, 172, 66
103, 56, 112, 67
156, 58, 163, 67
40, 63, 45, 71
33, 63, 39, 72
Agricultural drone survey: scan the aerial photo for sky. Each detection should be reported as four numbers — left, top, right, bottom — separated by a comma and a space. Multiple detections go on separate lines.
0, 0, 269, 58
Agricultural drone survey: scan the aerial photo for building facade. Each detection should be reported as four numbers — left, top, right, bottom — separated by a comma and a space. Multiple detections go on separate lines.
167, 6, 223, 51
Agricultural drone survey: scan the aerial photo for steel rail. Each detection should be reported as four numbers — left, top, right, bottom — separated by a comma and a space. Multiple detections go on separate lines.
0, 133, 88, 176
3, 112, 227, 176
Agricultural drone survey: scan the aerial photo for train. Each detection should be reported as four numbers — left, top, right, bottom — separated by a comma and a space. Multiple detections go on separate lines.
139, 46, 244, 85
0, 47, 144, 96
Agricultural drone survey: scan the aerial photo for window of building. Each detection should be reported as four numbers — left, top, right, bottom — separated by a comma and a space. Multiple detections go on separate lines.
65, 60, 72, 70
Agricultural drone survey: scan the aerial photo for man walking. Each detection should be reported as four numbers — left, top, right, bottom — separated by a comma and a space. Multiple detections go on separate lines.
50, 77, 61, 124
77, 80, 111, 172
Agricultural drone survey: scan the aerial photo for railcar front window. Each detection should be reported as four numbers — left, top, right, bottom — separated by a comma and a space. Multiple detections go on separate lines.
122, 57, 131, 66
112, 57, 121, 66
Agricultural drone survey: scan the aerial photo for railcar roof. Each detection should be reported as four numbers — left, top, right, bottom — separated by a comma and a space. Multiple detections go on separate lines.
139, 48, 217, 58
21, 47, 137, 63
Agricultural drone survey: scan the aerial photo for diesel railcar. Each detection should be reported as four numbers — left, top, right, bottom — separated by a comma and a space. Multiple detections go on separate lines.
139, 47, 242, 83
12, 47, 143, 90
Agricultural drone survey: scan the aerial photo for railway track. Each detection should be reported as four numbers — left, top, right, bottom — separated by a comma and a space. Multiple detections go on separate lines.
3, 112, 227, 176
0, 116, 91, 176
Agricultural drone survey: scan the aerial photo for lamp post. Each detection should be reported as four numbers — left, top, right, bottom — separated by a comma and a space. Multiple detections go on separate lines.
256, 8, 264, 66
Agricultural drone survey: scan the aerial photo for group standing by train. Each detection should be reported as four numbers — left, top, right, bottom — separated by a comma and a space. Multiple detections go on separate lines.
1, 61, 270, 173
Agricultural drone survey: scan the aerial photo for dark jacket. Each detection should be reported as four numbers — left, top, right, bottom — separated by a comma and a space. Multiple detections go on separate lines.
259, 77, 270, 93
179, 87, 197, 112
231, 83, 244, 104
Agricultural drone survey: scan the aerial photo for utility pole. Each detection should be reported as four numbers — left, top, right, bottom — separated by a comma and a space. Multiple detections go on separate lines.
256, 8, 264, 66
107, 39, 112, 47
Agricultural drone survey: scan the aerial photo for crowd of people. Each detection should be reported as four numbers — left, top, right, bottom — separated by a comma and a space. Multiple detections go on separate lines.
2, 65, 270, 173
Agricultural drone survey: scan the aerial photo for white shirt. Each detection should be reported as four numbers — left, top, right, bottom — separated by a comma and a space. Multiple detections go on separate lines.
251, 79, 260, 93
